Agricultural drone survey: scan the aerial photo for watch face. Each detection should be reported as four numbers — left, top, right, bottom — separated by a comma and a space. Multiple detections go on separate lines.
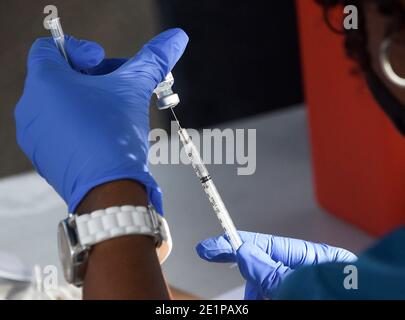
57, 220, 75, 283
58, 218, 88, 286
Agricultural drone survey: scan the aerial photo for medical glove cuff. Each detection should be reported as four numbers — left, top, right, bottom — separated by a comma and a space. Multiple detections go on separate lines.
67, 174, 163, 215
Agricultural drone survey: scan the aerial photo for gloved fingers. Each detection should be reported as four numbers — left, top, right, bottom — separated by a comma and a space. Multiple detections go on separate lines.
28, 37, 69, 71
234, 231, 359, 268
220, 231, 356, 267
119, 28, 189, 86
320, 245, 358, 263
195, 231, 270, 263
235, 231, 357, 266
237, 243, 292, 298
27, 36, 105, 73
196, 233, 236, 263
65, 35, 105, 71
86, 58, 128, 75
196, 230, 357, 268
269, 236, 358, 267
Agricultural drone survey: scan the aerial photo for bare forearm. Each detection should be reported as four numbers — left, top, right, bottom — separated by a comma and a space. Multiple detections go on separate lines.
75, 180, 170, 300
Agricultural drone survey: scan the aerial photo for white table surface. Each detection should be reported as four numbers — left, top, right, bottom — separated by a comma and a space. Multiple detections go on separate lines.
0, 105, 374, 299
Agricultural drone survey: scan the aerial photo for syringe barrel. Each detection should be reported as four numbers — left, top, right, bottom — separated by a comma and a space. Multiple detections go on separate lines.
178, 128, 242, 251
178, 128, 209, 179
47, 17, 70, 64
202, 180, 243, 251
48, 17, 64, 41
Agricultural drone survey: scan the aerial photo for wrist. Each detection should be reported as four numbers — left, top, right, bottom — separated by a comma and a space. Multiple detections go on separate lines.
83, 232, 168, 299
73, 179, 169, 299
75, 179, 148, 214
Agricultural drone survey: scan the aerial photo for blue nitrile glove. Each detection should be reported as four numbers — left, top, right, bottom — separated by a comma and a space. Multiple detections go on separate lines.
15, 28, 189, 214
196, 231, 357, 300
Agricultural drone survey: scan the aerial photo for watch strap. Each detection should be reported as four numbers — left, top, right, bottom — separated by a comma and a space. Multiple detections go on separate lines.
75, 205, 167, 248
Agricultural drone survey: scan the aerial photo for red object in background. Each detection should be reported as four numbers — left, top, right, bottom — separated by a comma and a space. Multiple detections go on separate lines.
296, 1, 405, 236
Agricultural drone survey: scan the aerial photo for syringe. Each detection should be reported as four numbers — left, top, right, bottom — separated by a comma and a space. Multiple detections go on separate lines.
47, 17, 71, 66
177, 124, 243, 251
154, 72, 242, 252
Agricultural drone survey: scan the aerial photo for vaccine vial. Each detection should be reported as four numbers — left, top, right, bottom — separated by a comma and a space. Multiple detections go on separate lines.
153, 72, 180, 110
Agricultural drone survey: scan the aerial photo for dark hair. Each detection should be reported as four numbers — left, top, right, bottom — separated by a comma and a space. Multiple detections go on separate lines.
315, 0, 405, 75
316, 0, 405, 136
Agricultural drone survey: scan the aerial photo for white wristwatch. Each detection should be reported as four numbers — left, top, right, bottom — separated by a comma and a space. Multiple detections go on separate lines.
57, 205, 172, 287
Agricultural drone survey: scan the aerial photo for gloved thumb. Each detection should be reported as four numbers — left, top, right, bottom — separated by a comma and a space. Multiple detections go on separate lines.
119, 28, 189, 87
237, 243, 293, 298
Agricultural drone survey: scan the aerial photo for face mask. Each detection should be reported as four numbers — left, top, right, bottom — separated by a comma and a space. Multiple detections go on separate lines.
366, 70, 405, 136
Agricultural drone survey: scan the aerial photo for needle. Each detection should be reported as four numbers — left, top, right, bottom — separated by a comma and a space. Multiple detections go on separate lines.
170, 107, 182, 129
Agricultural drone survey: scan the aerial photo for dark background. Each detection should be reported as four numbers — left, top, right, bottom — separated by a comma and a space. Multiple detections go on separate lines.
0, 0, 303, 178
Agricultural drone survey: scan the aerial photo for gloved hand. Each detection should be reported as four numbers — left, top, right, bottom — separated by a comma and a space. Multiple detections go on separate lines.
196, 231, 357, 300
15, 28, 188, 214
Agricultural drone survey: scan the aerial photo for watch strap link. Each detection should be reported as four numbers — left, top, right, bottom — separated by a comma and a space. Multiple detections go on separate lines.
75, 205, 164, 247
